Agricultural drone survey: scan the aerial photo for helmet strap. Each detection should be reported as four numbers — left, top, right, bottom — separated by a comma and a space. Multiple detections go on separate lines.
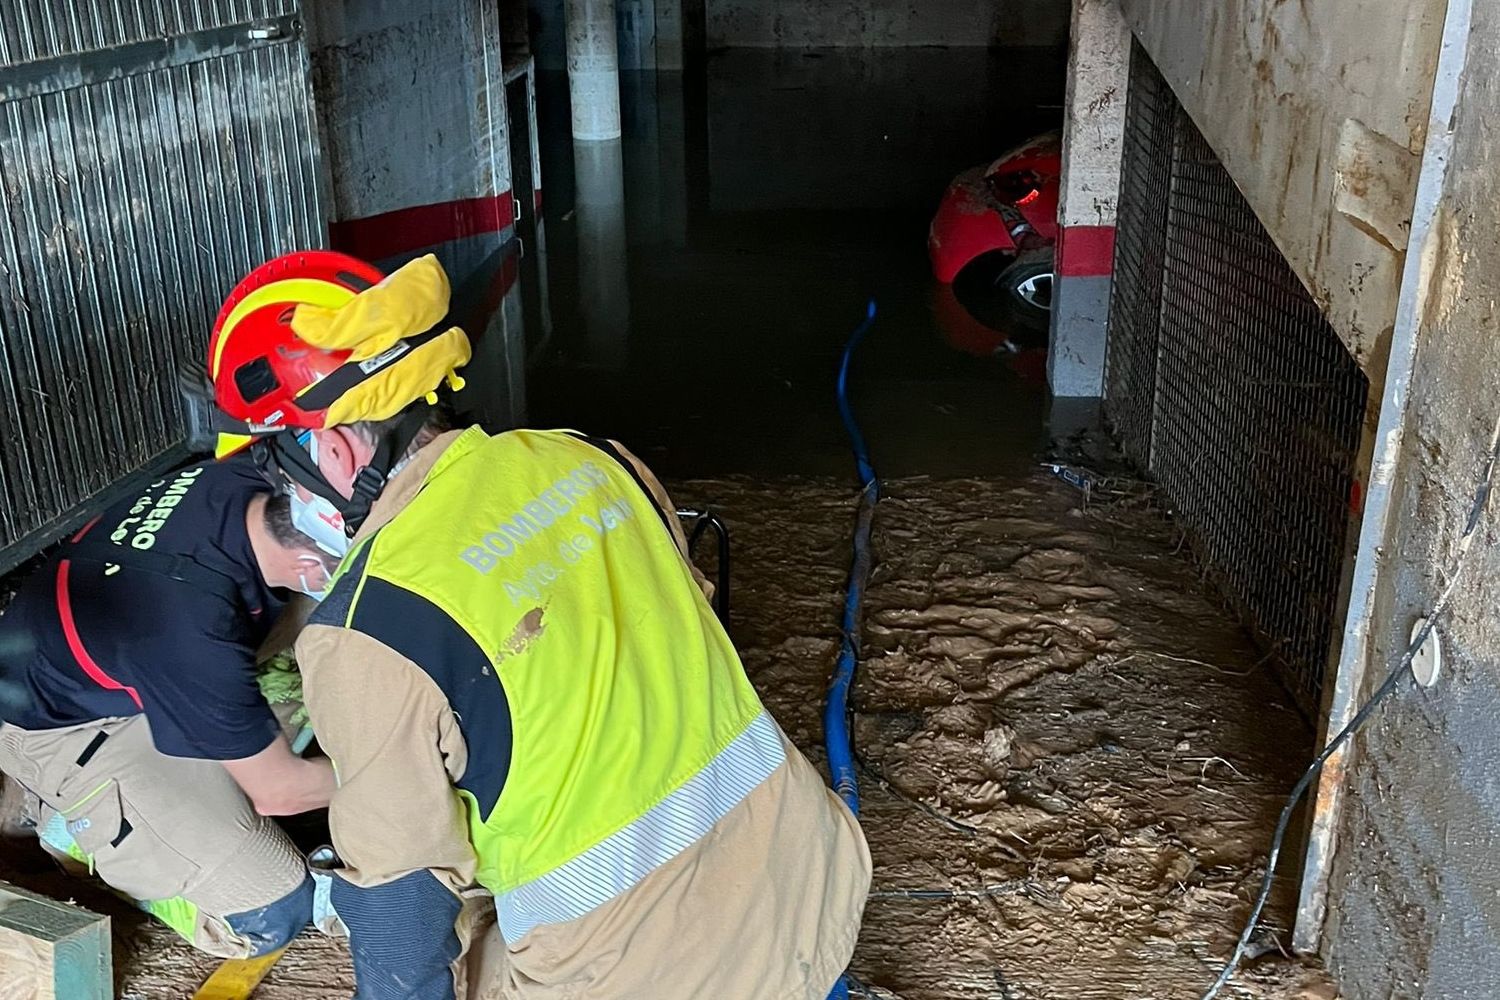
262, 405, 431, 536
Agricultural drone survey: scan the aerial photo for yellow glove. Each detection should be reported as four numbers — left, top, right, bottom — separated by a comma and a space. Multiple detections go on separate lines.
291, 254, 452, 362
323, 328, 472, 426
289, 253, 472, 425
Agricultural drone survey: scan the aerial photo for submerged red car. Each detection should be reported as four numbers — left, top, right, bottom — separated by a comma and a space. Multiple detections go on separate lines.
929, 131, 1061, 342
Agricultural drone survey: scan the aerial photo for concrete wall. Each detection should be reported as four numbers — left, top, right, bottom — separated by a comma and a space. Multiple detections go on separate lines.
530, 0, 1069, 65
1119, 0, 1449, 374
1320, 4, 1500, 995
307, 0, 513, 276
705, 0, 1068, 48
307, 0, 528, 428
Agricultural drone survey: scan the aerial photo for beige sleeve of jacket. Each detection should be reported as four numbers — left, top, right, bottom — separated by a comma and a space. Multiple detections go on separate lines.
297, 623, 478, 893
607, 439, 716, 604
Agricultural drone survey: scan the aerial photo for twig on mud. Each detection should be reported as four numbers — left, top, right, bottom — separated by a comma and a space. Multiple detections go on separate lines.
1172, 528, 1191, 555
1187, 756, 1248, 780
854, 752, 1030, 864
855, 752, 982, 837
868, 877, 1037, 901
1136, 649, 1274, 678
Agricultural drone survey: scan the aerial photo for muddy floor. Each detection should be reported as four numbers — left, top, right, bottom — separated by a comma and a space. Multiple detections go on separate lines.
1, 468, 1336, 998
683, 470, 1338, 1000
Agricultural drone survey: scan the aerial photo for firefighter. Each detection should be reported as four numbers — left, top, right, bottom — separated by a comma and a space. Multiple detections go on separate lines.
202, 248, 871, 999
0, 455, 338, 957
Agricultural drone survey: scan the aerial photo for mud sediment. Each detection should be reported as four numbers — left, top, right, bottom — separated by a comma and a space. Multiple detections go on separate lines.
4, 470, 1335, 998
677, 471, 1336, 999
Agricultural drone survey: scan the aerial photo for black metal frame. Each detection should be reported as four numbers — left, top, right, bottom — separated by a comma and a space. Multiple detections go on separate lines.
676, 507, 730, 623
1104, 42, 1369, 717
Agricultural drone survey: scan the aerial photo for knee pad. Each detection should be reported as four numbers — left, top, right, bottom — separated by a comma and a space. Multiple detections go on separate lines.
226, 873, 315, 956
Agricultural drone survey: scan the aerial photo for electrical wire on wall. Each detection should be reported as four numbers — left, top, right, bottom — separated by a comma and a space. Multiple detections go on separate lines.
1200, 413, 1500, 1000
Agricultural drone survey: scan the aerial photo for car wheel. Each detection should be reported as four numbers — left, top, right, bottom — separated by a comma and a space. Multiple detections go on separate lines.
951, 247, 1055, 346
992, 247, 1054, 338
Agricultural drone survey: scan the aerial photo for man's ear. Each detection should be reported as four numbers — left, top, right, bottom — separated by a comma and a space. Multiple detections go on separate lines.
299, 547, 338, 575
311, 427, 363, 496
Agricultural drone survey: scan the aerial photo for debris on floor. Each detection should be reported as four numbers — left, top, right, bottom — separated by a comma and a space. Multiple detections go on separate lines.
3, 467, 1336, 998
677, 470, 1337, 999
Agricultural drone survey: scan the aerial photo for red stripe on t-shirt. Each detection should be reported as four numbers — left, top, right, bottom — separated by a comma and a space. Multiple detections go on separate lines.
55, 559, 143, 711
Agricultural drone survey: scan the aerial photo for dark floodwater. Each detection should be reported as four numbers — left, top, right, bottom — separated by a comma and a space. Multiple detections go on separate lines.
515, 46, 1068, 479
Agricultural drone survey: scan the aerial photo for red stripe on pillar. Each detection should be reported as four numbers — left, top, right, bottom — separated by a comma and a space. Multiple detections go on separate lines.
329, 194, 518, 262
460, 251, 523, 337
1056, 225, 1117, 278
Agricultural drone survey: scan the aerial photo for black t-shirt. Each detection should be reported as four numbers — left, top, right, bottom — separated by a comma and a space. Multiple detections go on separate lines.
0, 458, 286, 760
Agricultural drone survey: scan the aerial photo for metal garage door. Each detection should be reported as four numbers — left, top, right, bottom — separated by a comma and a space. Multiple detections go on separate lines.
0, 2, 327, 575
1105, 41, 1369, 718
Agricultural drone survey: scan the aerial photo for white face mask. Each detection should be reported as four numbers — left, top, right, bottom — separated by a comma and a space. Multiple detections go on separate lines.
290, 431, 352, 559
291, 490, 351, 560
294, 555, 333, 602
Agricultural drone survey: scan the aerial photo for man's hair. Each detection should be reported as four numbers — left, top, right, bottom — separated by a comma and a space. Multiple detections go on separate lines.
346, 402, 457, 455
262, 492, 320, 551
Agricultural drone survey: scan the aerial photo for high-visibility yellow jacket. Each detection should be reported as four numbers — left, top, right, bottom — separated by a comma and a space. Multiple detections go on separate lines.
298, 427, 870, 1000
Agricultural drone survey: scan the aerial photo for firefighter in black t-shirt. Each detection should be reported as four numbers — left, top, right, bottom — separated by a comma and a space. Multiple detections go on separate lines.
0, 456, 338, 957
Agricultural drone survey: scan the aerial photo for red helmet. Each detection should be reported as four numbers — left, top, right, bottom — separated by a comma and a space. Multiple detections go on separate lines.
207, 250, 385, 447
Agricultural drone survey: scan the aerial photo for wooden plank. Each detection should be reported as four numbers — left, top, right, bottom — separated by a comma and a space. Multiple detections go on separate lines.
0, 880, 111, 1000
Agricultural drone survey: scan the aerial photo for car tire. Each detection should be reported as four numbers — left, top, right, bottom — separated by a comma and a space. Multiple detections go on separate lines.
951, 247, 1055, 347
992, 247, 1054, 339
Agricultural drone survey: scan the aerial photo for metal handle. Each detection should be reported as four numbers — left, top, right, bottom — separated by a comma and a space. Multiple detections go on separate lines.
677, 508, 730, 624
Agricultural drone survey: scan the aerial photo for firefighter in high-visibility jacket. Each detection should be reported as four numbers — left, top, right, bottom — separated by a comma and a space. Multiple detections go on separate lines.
200, 250, 871, 999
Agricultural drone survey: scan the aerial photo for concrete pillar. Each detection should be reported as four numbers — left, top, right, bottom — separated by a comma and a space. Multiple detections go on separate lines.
655, 0, 684, 71
566, 0, 623, 141
617, 0, 655, 71
1048, 0, 1131, 399
573, 139, 631, 368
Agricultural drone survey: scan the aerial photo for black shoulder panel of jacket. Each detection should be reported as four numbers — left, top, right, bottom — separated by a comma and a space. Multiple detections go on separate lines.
566, 433, 675, 537
309, 541, 512, 818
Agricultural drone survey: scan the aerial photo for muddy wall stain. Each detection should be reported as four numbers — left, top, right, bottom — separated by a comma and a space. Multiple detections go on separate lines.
1117, 0, 1447, 383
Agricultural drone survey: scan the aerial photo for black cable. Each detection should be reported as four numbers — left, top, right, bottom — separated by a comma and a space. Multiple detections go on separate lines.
868, 882, 1030, 901
853, 751, 990, 839
1200, 417, 1500, 1000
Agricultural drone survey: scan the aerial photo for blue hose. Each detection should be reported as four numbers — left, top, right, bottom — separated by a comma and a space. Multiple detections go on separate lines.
836, 300, 879, 490
825, 299, 879, 816
823, 301, 878, 1000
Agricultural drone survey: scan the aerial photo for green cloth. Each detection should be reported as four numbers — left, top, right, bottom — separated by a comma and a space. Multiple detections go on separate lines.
258, 652, 312, 751
258, 651, 307, 726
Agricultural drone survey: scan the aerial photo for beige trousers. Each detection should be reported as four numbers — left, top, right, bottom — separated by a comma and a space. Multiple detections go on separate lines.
0, 714, 310, 958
